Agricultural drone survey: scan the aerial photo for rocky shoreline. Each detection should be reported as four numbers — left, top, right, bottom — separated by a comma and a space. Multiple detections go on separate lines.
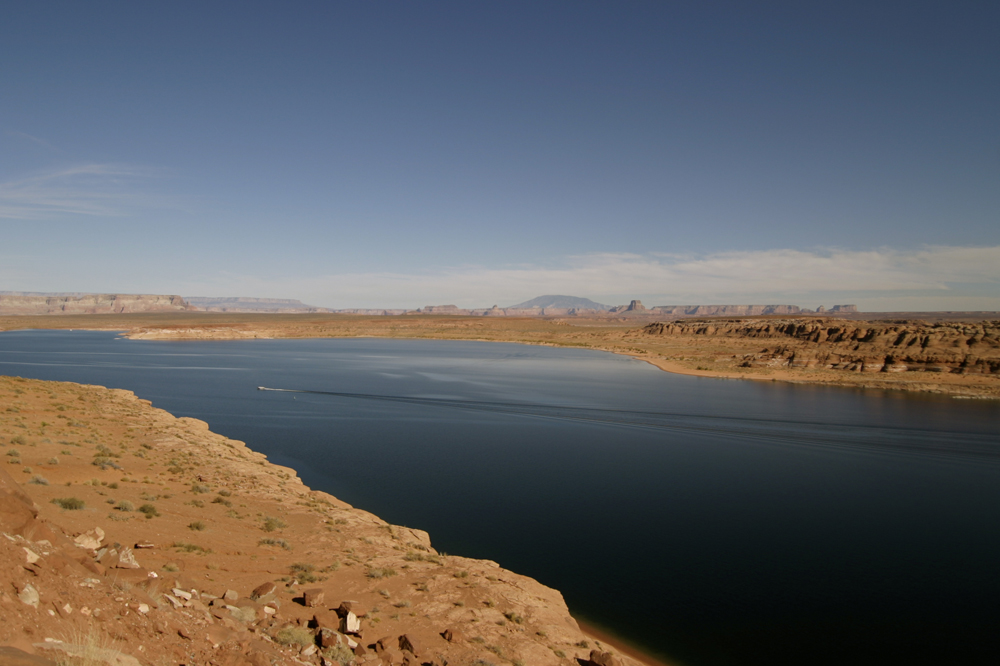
0, 375, 646, 666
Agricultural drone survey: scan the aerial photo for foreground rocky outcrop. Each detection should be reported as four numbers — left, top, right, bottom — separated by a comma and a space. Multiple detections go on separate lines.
0, 294, 195, 316
644, 319, 1000, 376
0, 376, 638, 666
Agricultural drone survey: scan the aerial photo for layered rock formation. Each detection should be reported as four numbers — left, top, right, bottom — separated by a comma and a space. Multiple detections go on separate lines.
650, 304, 806, 316
644, 319, 1000, 375
0, 293, 195, 315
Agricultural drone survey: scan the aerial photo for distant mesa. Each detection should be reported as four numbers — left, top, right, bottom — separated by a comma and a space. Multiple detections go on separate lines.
506, 295, 612, 311
0, 292, 196, 315
185, 297, 333, 313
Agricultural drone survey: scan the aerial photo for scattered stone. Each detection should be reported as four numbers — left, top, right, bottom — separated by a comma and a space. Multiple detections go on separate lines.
137, 603, 150, 614
134, 541, 155, 549
171, 588, 193, 601
250, 581, 276, 600
302, 588, 324, 607
17, 583, 39, 608
114, 548, 139, 569
223, 589, 239, 601
73, 527, 105, 550
301, 645, 317, 657
23, 547, 40, 564
441, 628, 463, 643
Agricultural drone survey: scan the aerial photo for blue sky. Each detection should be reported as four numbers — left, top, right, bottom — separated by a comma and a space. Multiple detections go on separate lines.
2, 1, 998, 310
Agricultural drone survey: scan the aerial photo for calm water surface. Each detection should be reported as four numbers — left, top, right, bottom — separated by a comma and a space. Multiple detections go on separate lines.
2, 330, 999, 666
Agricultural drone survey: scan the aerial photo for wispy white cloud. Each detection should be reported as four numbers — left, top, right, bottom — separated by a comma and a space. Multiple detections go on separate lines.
0, 164, 166, 220
7, 130, 60, 153
175, 245, 1000, 311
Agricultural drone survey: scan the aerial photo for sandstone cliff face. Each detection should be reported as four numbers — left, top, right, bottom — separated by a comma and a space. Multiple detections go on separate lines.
644, 319, 1000, 375
0, 294, 195, 315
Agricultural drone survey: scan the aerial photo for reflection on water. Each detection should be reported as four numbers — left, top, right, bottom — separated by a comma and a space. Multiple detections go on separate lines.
1, 330, 999, 666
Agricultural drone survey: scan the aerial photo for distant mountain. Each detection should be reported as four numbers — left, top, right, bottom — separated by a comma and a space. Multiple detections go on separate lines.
185, 297, 331, 313
506, 295, 611, 311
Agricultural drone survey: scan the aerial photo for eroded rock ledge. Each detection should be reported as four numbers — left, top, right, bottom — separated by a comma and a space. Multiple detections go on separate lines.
0, 376, 638, 666
644, 319, 1000, 375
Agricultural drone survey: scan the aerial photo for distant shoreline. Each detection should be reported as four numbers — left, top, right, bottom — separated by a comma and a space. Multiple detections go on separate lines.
1, 312, 998, 398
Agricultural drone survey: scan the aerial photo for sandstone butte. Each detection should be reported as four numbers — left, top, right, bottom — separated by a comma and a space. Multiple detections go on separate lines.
0, 375, 648, 666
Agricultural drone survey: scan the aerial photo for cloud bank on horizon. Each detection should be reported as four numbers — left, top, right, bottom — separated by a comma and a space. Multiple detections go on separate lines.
166, 245, 1000, 312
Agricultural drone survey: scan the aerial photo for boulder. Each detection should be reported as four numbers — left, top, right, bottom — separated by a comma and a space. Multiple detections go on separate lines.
398, 634, 420, 656
317, 628, 340, 648
17, 583, 39, 608
114, 548, 140, 569
589, 650, 623, 666
74, 527, 105, 550
250, 582, 277, 600
340, 611, 361, 634
302, 588, 324, 608
441, 628, 463, 643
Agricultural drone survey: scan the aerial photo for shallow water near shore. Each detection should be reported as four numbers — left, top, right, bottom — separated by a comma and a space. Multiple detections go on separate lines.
2, 330, 999, 666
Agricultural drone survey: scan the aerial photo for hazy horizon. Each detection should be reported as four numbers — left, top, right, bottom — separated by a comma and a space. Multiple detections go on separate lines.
2, 3, 998, 311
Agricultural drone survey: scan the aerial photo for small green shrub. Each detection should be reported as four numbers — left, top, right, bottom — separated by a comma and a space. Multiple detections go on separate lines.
290, 562, 318, 582
367, 567, 397, 579
172, 542, 211, 554
115, 500, 134, 512
52, 497, 85, 510
322, 644, 355, 666
262, 516, 287, 532
191, 483, 210, 494
212, 495, 232, 507
138, 503, 159, 518
274, 626, 314, 647
188, 521, 206, 531
258, 538, 291, 550
28, 475, 48, 485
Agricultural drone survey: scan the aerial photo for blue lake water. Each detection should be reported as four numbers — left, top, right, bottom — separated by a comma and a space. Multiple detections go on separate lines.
2, 330, 999, 666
